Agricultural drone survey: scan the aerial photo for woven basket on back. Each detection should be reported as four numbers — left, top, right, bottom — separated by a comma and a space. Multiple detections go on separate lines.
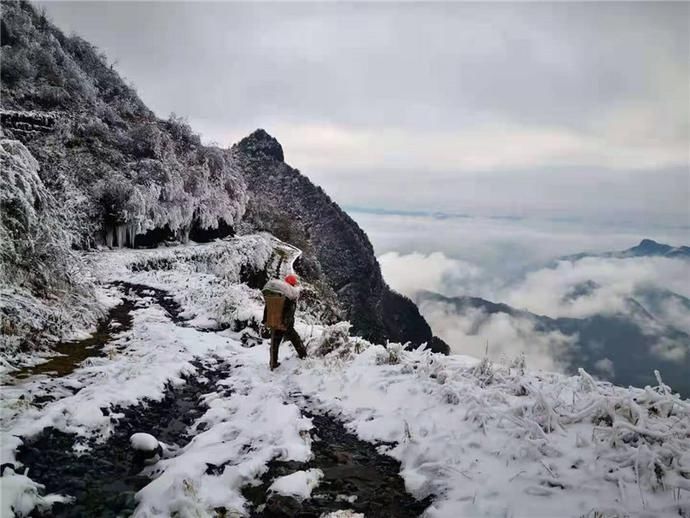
263, 292, 287, 331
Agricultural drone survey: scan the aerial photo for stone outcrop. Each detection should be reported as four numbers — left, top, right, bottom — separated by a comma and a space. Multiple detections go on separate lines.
234, 130, 450, 353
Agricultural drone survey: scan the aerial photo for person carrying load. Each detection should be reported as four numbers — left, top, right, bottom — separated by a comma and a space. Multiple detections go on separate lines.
262, 274, 307, 370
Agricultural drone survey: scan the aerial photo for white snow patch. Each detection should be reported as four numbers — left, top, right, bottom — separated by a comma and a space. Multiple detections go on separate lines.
268, 469, 324, 500
322, 511, 364, 518
0, 469, 72, 518
1, 304, 233, 468
132, 344, 313, 517
284, 345, 690, 517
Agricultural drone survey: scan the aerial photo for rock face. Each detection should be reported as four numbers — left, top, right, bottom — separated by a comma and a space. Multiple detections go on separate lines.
236, 128, 284, 162
235, 130, 450, 353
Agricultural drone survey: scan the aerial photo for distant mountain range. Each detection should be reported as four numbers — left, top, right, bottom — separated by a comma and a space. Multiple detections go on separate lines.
417, 287, 690, 397
416, 239, 690, 397
561, 239, 690, 262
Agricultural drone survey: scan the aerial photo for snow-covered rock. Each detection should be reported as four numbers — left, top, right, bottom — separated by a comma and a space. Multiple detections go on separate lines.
130, 433, 162, 465
130, 433, 159, 452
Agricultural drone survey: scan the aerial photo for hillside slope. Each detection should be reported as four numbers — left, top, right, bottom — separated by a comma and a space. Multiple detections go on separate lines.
1, 0, 247, 248
234, 130, 449, 352
0, 0, 248, 354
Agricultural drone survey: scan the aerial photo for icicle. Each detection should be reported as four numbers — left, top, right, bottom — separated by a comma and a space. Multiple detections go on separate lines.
127, 223, 137, 248
116, 224, 126, 248
105, 225, 114, 248
178, 226, 190, 244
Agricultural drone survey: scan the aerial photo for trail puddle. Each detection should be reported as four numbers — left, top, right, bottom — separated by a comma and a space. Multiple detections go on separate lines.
11, 282, 184, 381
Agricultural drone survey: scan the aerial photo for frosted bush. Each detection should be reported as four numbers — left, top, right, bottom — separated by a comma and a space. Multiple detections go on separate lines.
386, 342, 404, 364
0, 48, 33, 87
127, 124, 163, 159
472, 355, 495, 386
0, 139, 101, 357
306, 321, 372, 363
375, 342, 405, 365
312, 322, 354, 357
510, 352, 527, 376
165, 114, 201, 147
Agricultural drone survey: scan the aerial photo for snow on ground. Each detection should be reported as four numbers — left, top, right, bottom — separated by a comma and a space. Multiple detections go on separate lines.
0, 468, 72, 518
286, 345, 690, 517
268, 469, 324, 500
2, 235, 690, 517
91, 233, 275, 330
132, 348, 314, 516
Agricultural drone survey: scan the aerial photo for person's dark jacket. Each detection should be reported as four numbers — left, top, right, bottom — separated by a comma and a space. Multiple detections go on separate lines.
282, 298, 297, 329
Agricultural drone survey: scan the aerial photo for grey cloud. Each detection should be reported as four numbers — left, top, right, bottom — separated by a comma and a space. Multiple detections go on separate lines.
39, 2, 688, 134
380, 241, 690, 387
418, 299, 576, 372
38, 1, 689, 229
325, 166, 690, 225
374, 220, 690, 312
354, 212, 689, 286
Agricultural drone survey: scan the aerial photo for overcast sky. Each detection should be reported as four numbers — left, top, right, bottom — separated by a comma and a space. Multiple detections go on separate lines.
40, 1, 689, 225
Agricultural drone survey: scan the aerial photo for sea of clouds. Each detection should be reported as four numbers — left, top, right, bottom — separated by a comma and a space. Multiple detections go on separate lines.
353, 211, 690, 373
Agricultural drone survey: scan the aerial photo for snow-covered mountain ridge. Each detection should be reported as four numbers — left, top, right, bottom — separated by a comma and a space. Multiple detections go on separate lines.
1, 3, 689, 516
1, 236, 689, 517
1, 0, 446, 355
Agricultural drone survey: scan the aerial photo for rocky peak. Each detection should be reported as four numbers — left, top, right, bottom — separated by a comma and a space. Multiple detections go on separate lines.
236, 129, 284, 162
236, 132, 450, 354
633, 239, 669, 254
627, 239, 690, 259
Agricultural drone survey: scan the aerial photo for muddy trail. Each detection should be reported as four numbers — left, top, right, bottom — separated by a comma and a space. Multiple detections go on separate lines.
11, 281, 201, 517
243, 395, 432, 518
16, 357, 230, 518
13, 281, 185, 381
18, 371, 429, 518
11, 278, 431, 517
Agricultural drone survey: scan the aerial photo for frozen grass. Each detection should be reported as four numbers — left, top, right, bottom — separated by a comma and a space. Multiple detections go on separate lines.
287, 345, 690, 517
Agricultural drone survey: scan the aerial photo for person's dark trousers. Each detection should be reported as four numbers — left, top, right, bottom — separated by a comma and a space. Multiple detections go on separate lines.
270, 328, 307, 369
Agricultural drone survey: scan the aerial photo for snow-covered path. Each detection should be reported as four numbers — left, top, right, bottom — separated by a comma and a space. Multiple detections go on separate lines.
2, 235, 690, 518
1, 268, 421, 517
